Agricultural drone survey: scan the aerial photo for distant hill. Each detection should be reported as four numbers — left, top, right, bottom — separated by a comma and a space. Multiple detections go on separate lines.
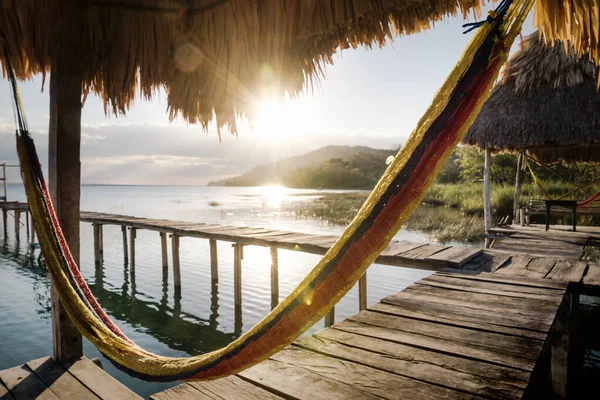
208, 145, 396, 188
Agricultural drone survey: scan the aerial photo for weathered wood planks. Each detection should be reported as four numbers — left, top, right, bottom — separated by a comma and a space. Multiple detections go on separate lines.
0, 357, 141, 400
151, 270, 568, 400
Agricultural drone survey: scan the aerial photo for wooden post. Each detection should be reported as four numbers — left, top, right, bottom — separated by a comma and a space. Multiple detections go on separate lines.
209, 239, 218, 284
550, 292, 577, 399
48, 1, 84, 360
520, 208, 526, 227
233, 243, 243, 312
172, 234, 181, 287
30, 212, 35, 243
14, 210, 20, 240
513, 152, 523, 225
483, 147, 492, 249
129, 227, 136, 274
2, 209, 7, 233
359, 273, 367, 311
93, 223, 101, 267
25, 212, 30, 238
325, 307, 335, 327
121, 226, 128, 265
160, 232, 168, 269
270, 247, 279, 310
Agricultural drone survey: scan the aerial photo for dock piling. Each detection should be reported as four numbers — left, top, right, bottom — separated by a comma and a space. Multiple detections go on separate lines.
121, 226, 128, 265
359, 273, 367, 311
160, 232, 168, 269
233, 243, 243, 315
14, 210, 20, 240
129, 227, 136, 274
325, 306, 335, 327
172, 234, 181, 287
210, 239, 218, 284
270, 247, 279, 310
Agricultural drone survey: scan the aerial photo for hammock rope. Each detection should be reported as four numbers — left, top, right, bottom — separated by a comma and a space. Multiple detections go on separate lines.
5, 0, 533, 382
525, 156, 600, 207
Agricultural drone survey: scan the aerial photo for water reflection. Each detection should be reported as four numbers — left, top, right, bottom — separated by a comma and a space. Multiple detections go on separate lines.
89, 257, 236, 355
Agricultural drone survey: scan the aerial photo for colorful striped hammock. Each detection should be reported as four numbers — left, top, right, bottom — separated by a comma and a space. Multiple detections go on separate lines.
5, 0, 532, 382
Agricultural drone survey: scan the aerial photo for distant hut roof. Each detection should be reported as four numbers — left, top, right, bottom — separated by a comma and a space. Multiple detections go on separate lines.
463, 30, 600, 163
0, 0, 485, 134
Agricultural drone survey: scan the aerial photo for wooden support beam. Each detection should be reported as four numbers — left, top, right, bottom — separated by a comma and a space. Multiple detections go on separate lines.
550, 291, 578, 399
93, 223, 102, 267
30, 212, 36, 243
129, 227, 136, 274
513, 152, 523, 224
2, 209, 7, 233
270, 246, 279, 310
2, 164, 6, 201
483, 147, 492, 249
121, 226, 128, 265
160, 232, 168, 269
48, 1, 84, 360
14, 210, 20, 240
359, 273, 367, 311
233, 243, 243, 313
325, 306, 335, 328
25, 212, 30, 238
210, 239, 218, 284
172, 234, 181, 287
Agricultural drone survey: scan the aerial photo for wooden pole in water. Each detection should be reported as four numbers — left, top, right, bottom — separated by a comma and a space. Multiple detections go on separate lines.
48, 2, 84, 360
325, 307, 335, 327
209, 239, 218, 284
270, 246, 279, 310
130, 227, 136, 274
14, 210, 20, 240
233, 243, 243, 329
25, 212, 30, 238
483, 147, 492, 249
172, 234, 181, 287
121, 226, 128, 265
2, 209, 7, 233
359, 273, 367, 311
30, 212, 35, 243
2, 164, 6, 201
160, 232, 168, 269
93, 223, 101, 267
513, 152, 523, 225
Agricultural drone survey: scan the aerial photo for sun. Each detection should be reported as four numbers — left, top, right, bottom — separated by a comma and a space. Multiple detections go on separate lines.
252, 97, 308, 141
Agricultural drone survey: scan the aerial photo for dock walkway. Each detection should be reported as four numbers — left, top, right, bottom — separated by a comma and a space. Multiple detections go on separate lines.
0, 357, 140, 400
152, 270, 572, 400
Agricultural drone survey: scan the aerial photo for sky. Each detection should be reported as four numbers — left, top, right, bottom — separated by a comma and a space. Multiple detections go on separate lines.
0, 9, 535, 185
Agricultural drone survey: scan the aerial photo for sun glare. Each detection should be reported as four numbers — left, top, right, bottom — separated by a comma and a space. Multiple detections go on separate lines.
260, 185, 287, 208
253, 97, 309, 141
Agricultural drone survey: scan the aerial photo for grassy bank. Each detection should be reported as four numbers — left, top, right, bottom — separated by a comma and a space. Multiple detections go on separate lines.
291, 180, 600, 244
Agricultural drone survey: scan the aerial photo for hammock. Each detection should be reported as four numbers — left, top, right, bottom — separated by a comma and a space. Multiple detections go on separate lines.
525, 157, 600, 207
3, 0, 532, 382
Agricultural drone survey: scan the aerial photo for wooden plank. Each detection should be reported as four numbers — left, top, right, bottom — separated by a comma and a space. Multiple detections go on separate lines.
518, 258, 557, 279
397, 243, 450, 260
550, 293, 573, 399
496, 255, 533, 275
462, 252, 493, 271
210, 239, 218, 284
349, 310, 542, 361
370, 302, 546, 340
414, 279, 561, 301
150, 383, 206, 400
425, 247, 482, 267
480, 253, 512, 272
379, 241, 426, 257
61, 357, 141, 400
0, 379, 14, 399
381, 292, 551, 333
244, 347, 478, 400
270, 247, 279, 310
334, 319, 535, 371
26, 357, 99, 399
188, 376, 284, 400
546, 260, 587, 282
398, 286, 560, 318
0, 364, 59, 400
298, 332, 527, 399
584, 263, 600, 286
423, 274, 563, 297
439, 269, 568, 290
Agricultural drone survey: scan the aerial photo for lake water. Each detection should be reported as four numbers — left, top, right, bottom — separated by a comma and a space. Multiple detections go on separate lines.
0, 185, 434, 398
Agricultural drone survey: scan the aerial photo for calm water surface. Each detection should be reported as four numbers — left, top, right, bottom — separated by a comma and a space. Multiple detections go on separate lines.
0, 185, 434, 398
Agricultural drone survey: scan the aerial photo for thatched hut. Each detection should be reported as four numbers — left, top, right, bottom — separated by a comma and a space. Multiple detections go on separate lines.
2, 0, 600, 364
463, 30, 600, 244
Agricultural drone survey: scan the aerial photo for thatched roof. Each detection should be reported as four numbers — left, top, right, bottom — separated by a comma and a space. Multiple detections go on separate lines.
463, 31, 600, 163
0, 0, 484, 134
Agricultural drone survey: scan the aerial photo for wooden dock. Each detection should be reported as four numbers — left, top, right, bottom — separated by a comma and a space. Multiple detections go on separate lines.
0, 357, 141, 400
151, 270, 575, 400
